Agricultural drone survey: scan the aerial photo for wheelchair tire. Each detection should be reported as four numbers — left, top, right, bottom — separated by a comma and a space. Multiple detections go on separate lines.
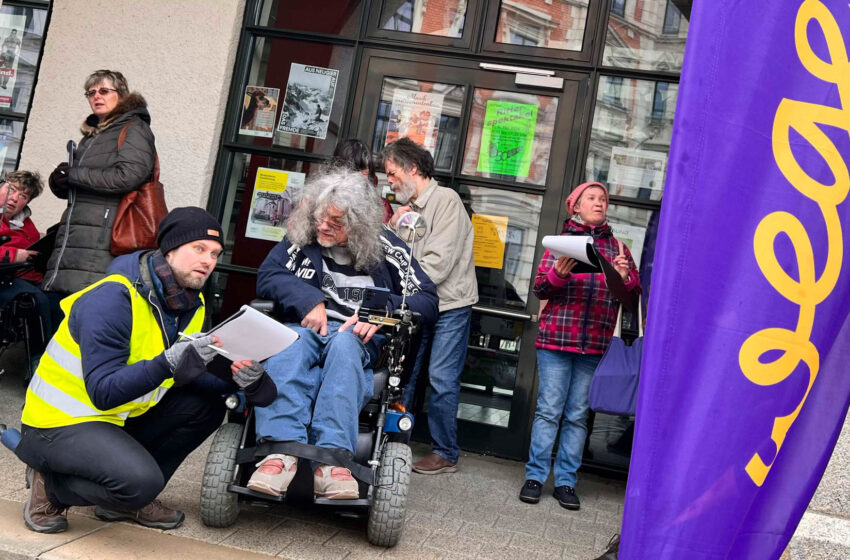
200, 422, 242, 527
367, 441, 411, 547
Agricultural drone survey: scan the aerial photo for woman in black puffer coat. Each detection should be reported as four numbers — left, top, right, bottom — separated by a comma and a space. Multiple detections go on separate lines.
43, 69, 156, 296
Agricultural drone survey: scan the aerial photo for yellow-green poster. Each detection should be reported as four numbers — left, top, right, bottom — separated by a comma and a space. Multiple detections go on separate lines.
477, 100, 538, 178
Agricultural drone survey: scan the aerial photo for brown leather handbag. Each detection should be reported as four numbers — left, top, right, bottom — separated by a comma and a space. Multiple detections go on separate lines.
110, 123, 168, 256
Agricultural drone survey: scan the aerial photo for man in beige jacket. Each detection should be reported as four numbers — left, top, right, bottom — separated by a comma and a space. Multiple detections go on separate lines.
383, 138, 478, 474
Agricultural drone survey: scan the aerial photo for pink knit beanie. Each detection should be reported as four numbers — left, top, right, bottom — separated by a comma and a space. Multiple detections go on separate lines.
565, 181, 608, 215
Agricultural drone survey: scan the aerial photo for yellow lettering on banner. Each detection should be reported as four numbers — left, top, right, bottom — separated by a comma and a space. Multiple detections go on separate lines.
739, 0, 849, 487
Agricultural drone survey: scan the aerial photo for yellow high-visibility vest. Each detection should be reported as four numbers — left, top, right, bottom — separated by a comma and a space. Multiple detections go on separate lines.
21, 274, 205, 428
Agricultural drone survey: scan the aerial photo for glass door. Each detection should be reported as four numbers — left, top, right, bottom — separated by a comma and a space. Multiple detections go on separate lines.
350, 50, 588, 459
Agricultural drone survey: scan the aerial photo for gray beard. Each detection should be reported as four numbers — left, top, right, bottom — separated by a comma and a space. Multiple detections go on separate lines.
394, 181, 417, 205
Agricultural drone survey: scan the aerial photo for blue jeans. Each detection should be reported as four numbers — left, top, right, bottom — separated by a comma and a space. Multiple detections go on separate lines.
525, 349, 601, 487
255, 321, 384, 454
405, 306, 472, 463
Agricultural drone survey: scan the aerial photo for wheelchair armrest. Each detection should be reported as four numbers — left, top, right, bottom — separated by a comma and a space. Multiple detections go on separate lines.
249, 299, 275, 316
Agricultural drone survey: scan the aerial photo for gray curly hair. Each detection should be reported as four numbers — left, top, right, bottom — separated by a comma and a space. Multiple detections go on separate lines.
286, 167, 385, 270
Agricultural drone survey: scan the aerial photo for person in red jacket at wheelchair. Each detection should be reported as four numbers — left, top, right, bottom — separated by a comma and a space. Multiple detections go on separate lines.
0, 171, 58, 340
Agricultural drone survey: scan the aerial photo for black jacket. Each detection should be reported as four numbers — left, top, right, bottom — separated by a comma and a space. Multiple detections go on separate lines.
43, 92, 157, 295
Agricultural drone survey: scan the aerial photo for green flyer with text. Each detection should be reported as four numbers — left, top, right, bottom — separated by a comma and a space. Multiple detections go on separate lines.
477, 100, 538, 178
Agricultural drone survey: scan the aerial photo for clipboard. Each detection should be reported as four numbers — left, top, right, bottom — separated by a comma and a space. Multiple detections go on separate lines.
207, 304, 300, 362
541, 234, 635, 310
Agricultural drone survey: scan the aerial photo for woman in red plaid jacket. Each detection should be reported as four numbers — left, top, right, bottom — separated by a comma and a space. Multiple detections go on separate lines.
519, 181, 640, 511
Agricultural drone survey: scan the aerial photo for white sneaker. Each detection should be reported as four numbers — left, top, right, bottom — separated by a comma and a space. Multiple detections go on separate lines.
247, 454, 297, 496
313, 465, 359, 499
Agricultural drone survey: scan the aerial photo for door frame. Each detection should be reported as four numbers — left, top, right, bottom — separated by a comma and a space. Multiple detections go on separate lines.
349, 48, 591, 459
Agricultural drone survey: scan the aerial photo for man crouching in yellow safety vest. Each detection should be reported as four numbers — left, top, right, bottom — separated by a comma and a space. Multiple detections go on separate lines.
15, 207, 275, 534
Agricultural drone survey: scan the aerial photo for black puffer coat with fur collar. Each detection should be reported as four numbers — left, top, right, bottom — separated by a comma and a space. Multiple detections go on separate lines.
43, 92, 156, 295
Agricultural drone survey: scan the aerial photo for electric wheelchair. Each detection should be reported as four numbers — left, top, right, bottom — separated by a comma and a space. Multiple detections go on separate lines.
198, 212, 429, 547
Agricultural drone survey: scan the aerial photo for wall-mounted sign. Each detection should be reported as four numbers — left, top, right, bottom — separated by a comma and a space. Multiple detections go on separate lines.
277, 63, 338, 140
245, 167, 305, 242
477, 100, 538, 178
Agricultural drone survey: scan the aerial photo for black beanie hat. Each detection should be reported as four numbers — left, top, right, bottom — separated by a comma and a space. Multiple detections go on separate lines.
157, 207, 223, 255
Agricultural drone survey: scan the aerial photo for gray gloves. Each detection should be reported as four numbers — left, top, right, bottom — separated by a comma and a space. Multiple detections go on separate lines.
163, 334, 219, 372
233, 360, 265, 389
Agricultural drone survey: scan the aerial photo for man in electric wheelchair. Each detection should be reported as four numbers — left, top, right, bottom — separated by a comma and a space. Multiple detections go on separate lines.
247, 167, 437, 501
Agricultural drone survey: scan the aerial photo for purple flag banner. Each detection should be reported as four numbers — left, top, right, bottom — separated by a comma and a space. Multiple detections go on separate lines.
620, 1, 850, 558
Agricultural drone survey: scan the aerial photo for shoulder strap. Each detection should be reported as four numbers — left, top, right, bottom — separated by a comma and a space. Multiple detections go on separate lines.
117, 123, 131, 150
116, 121, 159, 182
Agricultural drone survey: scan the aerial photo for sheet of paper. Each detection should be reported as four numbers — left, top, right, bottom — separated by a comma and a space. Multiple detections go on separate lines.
207, 305, 299, 362
541, 235, 597, 266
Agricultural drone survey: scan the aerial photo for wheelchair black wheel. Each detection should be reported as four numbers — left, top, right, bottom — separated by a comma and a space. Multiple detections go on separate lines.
200, 422, 242, 527
367, 441, 411, 547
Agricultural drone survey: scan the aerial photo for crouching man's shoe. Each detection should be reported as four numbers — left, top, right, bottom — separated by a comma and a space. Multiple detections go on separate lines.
247, 453, 298, 497
593, 534, 620, 560
95, 500, 184, 530
23, 468, 68, 533
412, 452, 457, 474
314, 465, 359, 499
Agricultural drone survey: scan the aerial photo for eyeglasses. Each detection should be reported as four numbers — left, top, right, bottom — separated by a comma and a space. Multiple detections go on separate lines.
84, 87, 118, 98
315, 215, 346, 233
2, 182, 30, 202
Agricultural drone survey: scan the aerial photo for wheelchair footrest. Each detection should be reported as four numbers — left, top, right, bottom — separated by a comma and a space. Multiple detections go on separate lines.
228, 484, 286, 503
314, 497, 371, 507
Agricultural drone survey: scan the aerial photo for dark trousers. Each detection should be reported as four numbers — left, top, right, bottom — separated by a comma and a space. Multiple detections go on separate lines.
16, 387, 224, 510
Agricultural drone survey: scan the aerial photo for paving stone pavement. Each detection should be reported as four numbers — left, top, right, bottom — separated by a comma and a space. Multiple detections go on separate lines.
0, 344, 623, 559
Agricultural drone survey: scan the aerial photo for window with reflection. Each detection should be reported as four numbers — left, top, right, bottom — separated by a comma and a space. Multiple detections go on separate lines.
607, 203, 660, 305
461, 88, 558, 187
235, 37, 354, 156
495, 0, 589, 52
458, 185, 542, 310
0, 4, 47, 115
371, 77, 465, 172
380, 0, 467, 38
456, 311, 525, 427
0, 119, 21, 174
603, 0, 690, 72
220, 153, 325, 270
256, 0, 363, 36
585, 76, 678, 201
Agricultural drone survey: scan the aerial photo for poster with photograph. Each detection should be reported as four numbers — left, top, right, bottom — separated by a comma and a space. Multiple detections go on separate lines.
384, 90, 444, 155
277, 64, 338, 140
607, 147, 667, 194
477, 101, 538, 178
246, 167, 306, 242
0, 14, 26, 109
239, 85, 280, 138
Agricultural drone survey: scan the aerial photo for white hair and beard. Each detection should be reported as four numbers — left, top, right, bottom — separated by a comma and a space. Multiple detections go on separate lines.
286, 167, 385, 271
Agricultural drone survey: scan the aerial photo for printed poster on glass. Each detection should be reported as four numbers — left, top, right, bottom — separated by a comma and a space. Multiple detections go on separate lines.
246, 167, 305, 242
240, 85, 280, 138
384, 90, 444, 156
277, 64, 338, 140
0, 14, 26, 109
